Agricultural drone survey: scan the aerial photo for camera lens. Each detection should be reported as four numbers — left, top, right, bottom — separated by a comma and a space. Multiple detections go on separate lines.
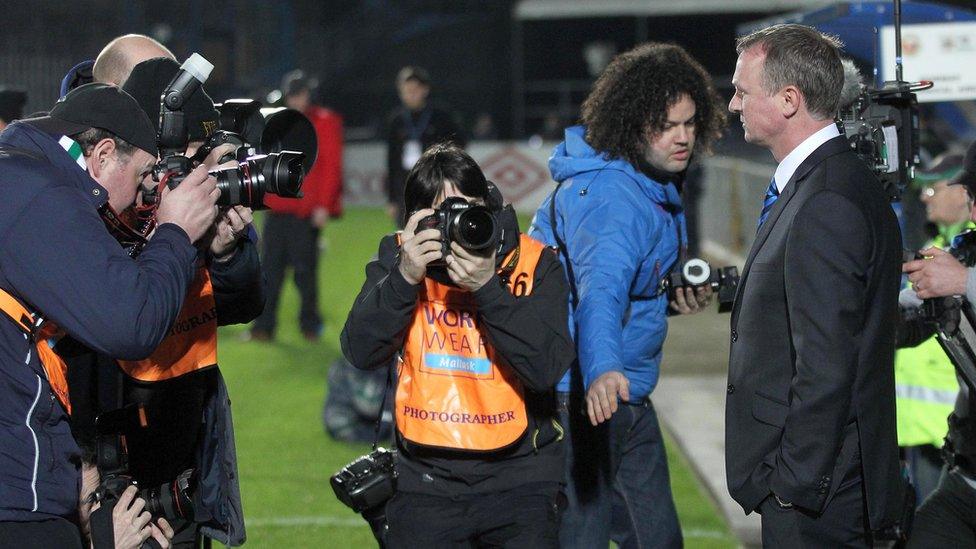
139, 469, 195, 520
451, 206, 498, 251
681, 258, 711, 286
261, 151, 305, 198
212, 151, 305, 208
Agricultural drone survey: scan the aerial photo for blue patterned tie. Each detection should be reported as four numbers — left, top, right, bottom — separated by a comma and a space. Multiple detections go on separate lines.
757, 177, 779, 231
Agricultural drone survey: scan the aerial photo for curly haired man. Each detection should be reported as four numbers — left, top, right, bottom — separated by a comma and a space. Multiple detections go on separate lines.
529, 42, 726, 548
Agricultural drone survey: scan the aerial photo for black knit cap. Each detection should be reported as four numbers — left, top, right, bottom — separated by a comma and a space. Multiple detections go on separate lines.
122, 57, 220, 143
20, 82, 158, 156
0, 88, 27, 123
949, 139, 976, 194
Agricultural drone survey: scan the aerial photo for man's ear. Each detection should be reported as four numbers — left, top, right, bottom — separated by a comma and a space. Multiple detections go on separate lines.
779, 85, 802, 119
86, 137, 117, 178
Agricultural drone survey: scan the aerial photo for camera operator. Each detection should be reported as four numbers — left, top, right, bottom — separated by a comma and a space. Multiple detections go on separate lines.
0, 83, 218, 547
60, 55, 262, 549
901, 139, 976, 547
528, 43, 725, 548
895, 152, 970, 504
341, 144, 574, 547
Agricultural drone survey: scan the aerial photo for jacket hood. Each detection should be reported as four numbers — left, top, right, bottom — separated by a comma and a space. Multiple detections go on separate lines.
549, 125, 683, 212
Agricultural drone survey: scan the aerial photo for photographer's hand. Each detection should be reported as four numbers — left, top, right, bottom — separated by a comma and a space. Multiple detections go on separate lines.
586, 371, 630, 425
445, 242, 496, 291
903, 247, 968, 299
398, 209, 441, 285
149, 518, 174, 549
209, 206, 254, 261
669, 285, 713, 315
156, 165, 220, 243
105, 485, 162, 549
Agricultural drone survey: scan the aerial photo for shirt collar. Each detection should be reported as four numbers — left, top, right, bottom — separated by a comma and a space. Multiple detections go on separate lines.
773, 123, 841, 193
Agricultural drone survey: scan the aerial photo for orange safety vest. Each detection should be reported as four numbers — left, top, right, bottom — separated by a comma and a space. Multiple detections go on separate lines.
0, 289, 71, 414
396, 234, 545, 451
117, 266, 218, 381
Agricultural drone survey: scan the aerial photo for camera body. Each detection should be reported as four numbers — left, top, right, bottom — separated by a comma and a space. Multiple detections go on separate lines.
93, 404, 196, 522
661, 258, 739, 313
150, 59, 308, 210
417, 197, 500, 266
330, 447, 397, 513
839, 82, 920, 201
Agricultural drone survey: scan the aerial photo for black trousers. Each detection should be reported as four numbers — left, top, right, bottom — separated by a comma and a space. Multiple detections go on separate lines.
0, 518, 83, 549
908, 469, 976, 548
253, 213, 322, 335
384, 482, 562, 549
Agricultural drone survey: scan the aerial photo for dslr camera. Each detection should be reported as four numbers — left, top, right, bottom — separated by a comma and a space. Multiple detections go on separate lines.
661, 258, 739, 313
151, 55, 309, 210
417, 196, 500, 266
330, 447, 397, 513
92, 404, 196, 522
331, 447, 397, 545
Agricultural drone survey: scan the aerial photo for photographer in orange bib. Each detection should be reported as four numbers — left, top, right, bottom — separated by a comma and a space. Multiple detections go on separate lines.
341, 143, 574, 547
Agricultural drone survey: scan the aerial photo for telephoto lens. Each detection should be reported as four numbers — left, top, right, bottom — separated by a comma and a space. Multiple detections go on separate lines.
212, 150, 305, 208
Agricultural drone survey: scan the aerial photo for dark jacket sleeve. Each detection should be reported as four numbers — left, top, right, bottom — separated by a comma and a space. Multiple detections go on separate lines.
1, 187, 196, 360
341, 235, 419, 369
772, 190, 870, 510
210, 238, 265, 326
471, 248, 575, 392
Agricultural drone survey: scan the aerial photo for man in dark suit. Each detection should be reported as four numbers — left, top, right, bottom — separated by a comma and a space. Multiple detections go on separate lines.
725, 24, 904, 546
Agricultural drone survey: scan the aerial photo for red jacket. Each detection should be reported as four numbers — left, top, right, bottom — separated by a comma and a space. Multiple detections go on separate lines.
264, 105, 343, 218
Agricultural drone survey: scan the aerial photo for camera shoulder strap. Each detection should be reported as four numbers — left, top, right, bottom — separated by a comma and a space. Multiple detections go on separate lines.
548, 181, 579, 309
371, 360, 394, 451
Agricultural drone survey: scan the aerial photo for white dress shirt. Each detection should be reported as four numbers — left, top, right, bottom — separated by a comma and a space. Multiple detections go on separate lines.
773, 123, 841, 193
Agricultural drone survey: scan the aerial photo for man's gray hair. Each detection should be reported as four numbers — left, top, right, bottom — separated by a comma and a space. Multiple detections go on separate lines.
736, 24, 844, 120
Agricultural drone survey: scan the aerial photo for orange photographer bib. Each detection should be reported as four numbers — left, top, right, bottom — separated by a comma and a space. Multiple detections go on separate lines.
117, 266, 218, 381
0, 289, 71, 413
396, 234, 545, 451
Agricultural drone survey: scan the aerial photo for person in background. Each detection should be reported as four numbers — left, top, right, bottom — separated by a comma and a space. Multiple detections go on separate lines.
385, 65, 465, 228
250, 69, 343, 342
895, 152, 968, 505
0, 87, 26, 131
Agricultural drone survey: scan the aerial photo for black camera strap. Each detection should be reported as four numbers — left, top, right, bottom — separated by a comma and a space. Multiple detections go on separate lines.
547, 176, 686, 306
548, 181, 579, 309
371, 360, 395, 451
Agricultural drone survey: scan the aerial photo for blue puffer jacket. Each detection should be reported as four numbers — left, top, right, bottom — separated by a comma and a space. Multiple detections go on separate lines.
529, 125, 686, 399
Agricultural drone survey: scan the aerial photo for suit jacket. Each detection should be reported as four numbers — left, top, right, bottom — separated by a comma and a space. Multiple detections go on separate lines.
725, 135, 903, 529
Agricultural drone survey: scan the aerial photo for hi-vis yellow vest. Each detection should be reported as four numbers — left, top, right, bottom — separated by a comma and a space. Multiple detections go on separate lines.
396, 234, 545, 451
117, 266, 218, 381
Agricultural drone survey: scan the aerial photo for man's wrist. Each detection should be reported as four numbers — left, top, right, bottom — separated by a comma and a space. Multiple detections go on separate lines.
966, 267, 976, 304
212, 243, 240, 263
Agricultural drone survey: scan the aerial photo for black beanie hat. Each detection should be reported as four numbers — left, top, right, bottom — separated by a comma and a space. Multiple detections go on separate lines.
122, 57, 220, 143
0, 88, 27, 123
